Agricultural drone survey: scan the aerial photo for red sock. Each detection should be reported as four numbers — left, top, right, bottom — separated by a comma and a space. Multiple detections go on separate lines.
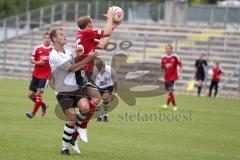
32, 95, 42, 115
80, 100, 98, 129
166, 92, 172, 106
40, 101, 46, 110
72, 131, 79, 142
169, 92, 176, 106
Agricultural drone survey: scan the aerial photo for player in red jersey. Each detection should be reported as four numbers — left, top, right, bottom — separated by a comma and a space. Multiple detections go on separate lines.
161, 44, 182, 111
72, 7, 119, 143
208, 61, 224, 97
26, 32, 52, 118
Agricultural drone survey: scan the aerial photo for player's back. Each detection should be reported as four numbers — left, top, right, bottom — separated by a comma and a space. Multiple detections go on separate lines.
76, 29, 104, 72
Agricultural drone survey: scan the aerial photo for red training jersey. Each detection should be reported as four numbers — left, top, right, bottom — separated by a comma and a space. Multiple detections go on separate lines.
161, 54, 182, 81
212, 67, 223, 81
76, 29, 104, 72
31, 45, 52, 79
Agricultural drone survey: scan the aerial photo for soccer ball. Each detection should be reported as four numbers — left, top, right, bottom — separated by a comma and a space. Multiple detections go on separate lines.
112, 6, 124, 22
208, 69, 213, 75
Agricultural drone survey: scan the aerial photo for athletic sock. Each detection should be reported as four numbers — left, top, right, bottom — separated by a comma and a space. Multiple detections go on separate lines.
166, 92, 172, 106
103, 101, 109, 115
169, 92, 176, 106
62, 123, 75, 150
71, 131, 79, 145
76, 111, 87, 125
80, 100, 97, 129
32, 95, 42, 115
197, 86, 202, 96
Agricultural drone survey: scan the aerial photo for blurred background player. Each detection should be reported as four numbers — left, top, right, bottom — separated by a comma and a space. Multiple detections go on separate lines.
93, 58, 117, 122
73, 7, 119, 143
208, 61, 224, 97
161, 44, 182, 111
194, 53, 208, 96
26, 32, 52, 118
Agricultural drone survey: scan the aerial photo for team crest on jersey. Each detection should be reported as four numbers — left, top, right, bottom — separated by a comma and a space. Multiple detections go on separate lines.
39, 51, 42, 54
165, 63, 172, 68
40, 56, 49, 60
171, 58, 175, 62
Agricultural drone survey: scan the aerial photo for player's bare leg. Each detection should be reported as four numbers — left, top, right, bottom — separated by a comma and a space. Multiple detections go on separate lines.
27, 91, 36, 102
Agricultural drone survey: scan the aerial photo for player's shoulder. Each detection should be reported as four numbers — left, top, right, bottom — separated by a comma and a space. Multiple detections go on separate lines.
161, 55, 167, 59
171, 53, 181, 60
171, 53, 180, 58
105, 65, 111, 70
105, 65, 112, 72
34, 44, 44, 51
219, 67, 224, 72
81, 29, 93, 34
36, 45, 52, 51
49, 49, 58, 58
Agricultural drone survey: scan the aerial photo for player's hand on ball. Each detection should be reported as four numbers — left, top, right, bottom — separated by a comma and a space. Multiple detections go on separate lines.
105, 7, 114, 20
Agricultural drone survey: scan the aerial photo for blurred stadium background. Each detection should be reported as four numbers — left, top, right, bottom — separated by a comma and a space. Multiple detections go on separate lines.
0, 1, 240, 159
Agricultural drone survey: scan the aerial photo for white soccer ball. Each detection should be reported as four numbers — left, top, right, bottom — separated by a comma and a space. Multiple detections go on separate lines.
112, 6, 124, 22
208, 69, 213, 75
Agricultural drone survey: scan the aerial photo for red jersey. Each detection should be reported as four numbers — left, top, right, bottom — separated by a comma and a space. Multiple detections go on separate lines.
31, 45, 52, 79
76, 29, 104, 72
212, 67, 223, 81
161, 54, 182, 81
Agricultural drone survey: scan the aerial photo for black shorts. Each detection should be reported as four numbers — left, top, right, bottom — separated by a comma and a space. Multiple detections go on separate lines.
196, 72, 205, 81
164, 81, 175, 91
75, 70, 97, 89
29, 76, 48, 92
56, 90, 86, 112
98, 86, 114, 96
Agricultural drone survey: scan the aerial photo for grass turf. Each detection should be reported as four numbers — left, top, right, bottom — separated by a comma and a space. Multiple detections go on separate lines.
0, 79, 239, 160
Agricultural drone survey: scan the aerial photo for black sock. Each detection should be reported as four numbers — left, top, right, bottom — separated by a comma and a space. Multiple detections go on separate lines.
197, 86, 202, 96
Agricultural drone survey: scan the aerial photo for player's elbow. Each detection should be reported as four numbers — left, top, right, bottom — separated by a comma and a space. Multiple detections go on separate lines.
68, 67, 75, 72
103, 28, 112, 37
30, 59, 35, 64
96, 44, 104, 50
103, 32, 111, 37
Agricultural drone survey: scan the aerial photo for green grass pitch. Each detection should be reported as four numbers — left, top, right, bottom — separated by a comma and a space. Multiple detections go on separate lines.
0, 79, 239, 160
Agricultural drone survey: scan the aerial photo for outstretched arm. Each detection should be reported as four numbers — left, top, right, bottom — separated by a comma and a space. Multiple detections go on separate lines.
68, 50, 99, 72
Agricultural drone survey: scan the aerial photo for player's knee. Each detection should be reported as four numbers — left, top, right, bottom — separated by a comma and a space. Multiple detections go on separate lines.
67, 120, 76, 127
92, 97, 101, 105
27, 92, 35, 100
103, 94, 111, 101
77, 98, 89, 113
68, 115, 77, 125
80, 103, 89, 113
36, 90, 43, 96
